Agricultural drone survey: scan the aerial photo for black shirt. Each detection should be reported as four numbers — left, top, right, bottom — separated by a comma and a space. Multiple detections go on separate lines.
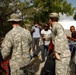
71, 31, 76, 38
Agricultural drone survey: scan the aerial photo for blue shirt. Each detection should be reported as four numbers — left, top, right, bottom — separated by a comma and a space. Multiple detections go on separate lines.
32, 26, 41, 38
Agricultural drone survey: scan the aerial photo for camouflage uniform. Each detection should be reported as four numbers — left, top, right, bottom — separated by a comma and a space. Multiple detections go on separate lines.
1, 26, 32, 75
51, 22, 71, 75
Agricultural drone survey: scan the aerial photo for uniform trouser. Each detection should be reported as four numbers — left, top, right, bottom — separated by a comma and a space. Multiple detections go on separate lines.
11, 69, 24, 75
41, 44, 49, 61
32, 38, 40, 55
11, 67, 29, 75
56, 56, 70, 75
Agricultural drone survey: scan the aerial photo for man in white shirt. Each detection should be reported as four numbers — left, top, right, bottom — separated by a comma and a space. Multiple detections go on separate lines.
41, 23, 51, 62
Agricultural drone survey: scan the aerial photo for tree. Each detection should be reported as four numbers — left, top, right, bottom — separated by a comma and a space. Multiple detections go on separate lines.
73, 13, 76, 21
0, 0, 33, 36
0, 0, 13, 36
31, 0, 75, 22
0, 0, 75, 37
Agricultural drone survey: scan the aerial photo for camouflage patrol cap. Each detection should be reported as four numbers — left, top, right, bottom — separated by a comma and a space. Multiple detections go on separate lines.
49, 12, 59, 18
8, 13, 22, 22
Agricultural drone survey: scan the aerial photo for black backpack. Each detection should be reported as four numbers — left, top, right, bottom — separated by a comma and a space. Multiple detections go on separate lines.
40, 56, 55, 75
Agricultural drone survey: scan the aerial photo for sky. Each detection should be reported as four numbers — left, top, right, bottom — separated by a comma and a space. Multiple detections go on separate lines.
59, 0, 76, 22
59, 0, 76, 29
67, 0, 76, 7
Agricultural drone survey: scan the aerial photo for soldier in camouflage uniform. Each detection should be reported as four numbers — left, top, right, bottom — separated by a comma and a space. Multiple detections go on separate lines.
1, 13, 32, 75
49, 12, 71, 75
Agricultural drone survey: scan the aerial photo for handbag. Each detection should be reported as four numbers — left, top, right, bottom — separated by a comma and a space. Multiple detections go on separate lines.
48, 40, 54, 50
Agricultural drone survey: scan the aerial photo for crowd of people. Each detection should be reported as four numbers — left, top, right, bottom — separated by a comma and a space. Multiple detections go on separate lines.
0, 12, 76, 75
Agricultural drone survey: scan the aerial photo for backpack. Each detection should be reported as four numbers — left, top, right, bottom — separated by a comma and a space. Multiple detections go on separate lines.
40, 56, 55, 75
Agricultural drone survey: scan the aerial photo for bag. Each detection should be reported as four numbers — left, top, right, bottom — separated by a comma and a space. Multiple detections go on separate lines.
49, 40, 54, 50
0, 49, 10, 75
40, 56, 55, 75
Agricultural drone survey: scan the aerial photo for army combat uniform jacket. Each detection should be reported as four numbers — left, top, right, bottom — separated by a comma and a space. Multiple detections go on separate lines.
1, 26, 32, 74
51, 22, 71, 75
51, 22, 70, 57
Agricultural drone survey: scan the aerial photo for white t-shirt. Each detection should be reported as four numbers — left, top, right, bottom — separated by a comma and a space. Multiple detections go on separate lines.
41, 29, 51, 45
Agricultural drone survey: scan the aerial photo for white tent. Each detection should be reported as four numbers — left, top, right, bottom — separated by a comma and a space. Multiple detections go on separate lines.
58, 21, 76, 35
59, 21, 76, 29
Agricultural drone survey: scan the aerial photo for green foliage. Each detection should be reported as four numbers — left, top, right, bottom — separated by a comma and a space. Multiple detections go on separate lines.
31, 0, 75, 22
0, 0, 75, 37
73, 13, 76, 21
0, 0, 13, 36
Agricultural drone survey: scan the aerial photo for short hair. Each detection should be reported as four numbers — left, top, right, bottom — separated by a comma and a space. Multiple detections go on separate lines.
49, 17, 59, 22
43, 22, 50, 29
34, 21, 39, 24
70, 25, 75, 28
45, 22, 50, 26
